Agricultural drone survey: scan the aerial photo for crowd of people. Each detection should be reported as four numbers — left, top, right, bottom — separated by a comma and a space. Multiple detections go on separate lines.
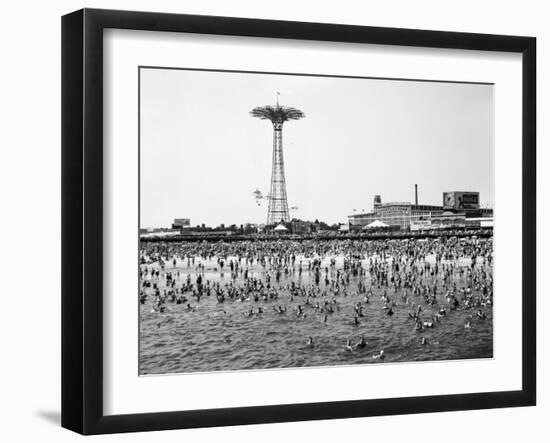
139, 236, 493, 364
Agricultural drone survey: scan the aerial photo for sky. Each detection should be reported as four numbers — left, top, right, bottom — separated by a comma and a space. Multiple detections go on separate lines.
139, 67, 494, 228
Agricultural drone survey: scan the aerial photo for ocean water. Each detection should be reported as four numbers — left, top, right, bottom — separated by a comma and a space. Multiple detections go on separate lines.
139, 247, 493, 375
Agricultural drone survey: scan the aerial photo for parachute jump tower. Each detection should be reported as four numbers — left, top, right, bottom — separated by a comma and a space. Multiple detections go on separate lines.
250, 95, 305, 225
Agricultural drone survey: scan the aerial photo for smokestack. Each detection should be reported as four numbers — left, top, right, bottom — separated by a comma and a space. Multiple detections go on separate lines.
415, 184, 418, 206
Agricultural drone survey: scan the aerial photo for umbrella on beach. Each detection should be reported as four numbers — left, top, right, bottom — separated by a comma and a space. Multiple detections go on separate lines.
363, 220, 389, 230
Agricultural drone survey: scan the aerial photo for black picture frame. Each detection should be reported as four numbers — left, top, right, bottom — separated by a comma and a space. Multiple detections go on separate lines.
62, 8, 536, 435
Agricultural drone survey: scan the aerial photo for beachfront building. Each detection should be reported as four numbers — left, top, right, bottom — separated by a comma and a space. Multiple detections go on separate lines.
464, 217, 494, 229
349, 187, 494, 231
410, 211, 467, 231
290, 219, 313, 234
349, 198, 444, 231
172, 218, 191, 229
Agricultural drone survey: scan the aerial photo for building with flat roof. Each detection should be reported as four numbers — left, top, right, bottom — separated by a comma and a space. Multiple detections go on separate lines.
349, 200, 445, 230
172, 218, 191, 229
348, 186, 492, 231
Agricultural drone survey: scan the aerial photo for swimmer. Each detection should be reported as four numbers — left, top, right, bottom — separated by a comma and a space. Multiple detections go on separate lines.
344, 340, 354, 353
139, 235, 493, 370
476, 309, 487, 320
355, 336, 367, 349
307, 336, 314, 348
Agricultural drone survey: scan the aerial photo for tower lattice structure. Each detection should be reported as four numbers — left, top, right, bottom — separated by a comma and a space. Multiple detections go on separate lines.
250, 99, 305, 225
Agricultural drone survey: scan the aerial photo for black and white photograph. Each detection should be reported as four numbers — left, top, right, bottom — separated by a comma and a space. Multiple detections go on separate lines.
138, 67, 494, 375
0, 0, 545, 439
